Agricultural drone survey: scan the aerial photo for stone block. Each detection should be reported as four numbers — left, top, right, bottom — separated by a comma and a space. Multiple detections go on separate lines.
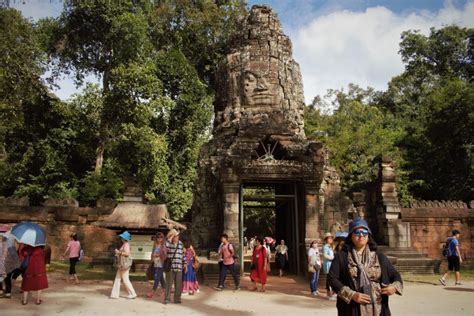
5, 196, 29, 206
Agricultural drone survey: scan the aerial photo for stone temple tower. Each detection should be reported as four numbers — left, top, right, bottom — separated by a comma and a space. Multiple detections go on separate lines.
191, 5, 349, 273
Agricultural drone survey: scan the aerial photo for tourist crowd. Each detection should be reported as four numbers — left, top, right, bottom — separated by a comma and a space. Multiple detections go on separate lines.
4, 218, 468, 315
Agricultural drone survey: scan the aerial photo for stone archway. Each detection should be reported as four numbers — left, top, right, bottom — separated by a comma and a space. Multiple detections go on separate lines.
190, 5, 349, 275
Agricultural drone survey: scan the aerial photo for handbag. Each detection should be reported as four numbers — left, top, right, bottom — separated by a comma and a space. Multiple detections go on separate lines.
192, 256, 200, 270
309, 252, 321, 272
114, 251, 133, 271
146, 262, 155, 280
19, 249, 32, 272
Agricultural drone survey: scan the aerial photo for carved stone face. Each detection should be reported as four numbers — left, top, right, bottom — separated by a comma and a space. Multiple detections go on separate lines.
241, 66, 283, 108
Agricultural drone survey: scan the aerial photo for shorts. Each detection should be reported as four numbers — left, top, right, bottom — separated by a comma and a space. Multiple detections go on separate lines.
448, 256, 460, 272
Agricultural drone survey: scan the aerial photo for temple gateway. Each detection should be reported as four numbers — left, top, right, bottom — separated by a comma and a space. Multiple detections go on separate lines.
191, 5, 351, 274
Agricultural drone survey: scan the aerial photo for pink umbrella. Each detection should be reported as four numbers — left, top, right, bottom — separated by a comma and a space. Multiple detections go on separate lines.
264, 236, 274, 245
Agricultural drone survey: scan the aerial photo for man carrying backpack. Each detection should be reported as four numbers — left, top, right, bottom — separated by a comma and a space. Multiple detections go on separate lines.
214, 234, 240, 291
439, 229, 462, 286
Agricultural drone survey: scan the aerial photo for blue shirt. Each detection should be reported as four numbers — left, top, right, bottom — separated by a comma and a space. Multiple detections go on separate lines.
322, 244, 334, 274
448, 237, 459, 257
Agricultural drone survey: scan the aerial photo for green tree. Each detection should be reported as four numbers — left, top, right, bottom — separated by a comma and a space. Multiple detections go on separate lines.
41, 1, 155, 173
0, 8, 46, 153
0, 91, 80, 204
380, 26, 474, 201
305, 85, 407, 202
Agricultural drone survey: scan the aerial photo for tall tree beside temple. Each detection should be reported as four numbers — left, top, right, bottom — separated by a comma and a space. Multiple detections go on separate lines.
306, 26, 474, 204
33, 1, 246, 217
379, 26, 474, 201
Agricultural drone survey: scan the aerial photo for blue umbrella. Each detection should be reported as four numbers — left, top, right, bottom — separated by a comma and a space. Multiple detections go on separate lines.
335, 232, 348, 239
11, 222, 46, 247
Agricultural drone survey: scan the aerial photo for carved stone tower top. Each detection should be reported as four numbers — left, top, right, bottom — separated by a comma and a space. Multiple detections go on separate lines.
214, 5, 305, 137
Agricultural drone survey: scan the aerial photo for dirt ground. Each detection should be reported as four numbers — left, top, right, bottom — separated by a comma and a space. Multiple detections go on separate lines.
1, 272, 473, 316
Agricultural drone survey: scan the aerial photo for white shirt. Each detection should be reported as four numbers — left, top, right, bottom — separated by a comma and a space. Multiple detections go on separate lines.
308, 247, 321, 264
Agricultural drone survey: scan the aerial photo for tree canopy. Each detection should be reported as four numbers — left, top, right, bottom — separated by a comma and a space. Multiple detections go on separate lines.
0, 2, 246, 219
1, 3, 472, 219
307, 26, 473, 204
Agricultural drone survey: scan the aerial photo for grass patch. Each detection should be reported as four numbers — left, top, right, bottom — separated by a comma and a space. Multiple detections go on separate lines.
48, 261, 148, 282
402, 270, 474, 283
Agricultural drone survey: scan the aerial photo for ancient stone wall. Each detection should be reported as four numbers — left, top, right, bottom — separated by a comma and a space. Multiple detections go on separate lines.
0, 198, 118, 262
401, 203, 474, 265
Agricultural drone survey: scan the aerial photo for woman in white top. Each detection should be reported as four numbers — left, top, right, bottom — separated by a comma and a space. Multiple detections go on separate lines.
308, 240, 322, 296
147, 232, 167, 299
110, 231, 137, 299
275, 240, 288, 277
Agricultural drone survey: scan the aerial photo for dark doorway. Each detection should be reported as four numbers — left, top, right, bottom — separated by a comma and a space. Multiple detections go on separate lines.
240, 181, 301, 275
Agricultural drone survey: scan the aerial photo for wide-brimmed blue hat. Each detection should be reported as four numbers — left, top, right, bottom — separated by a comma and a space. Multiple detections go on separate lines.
349, 218, 372, 235
119, 231, 131, 241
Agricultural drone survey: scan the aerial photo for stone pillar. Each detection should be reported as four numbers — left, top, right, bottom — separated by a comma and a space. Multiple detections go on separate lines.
377, 156, 410, 247
222, 182, 240, 246
305, 184, 320, 244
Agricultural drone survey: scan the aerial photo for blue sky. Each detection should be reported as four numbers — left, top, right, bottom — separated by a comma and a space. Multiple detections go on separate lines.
10, 0, 474, 104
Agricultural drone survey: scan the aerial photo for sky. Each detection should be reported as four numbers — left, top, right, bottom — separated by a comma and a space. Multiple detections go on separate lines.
9, 0, 474, 104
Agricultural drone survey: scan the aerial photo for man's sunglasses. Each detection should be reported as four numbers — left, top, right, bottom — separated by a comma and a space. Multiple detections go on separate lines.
353, 229, 369, 237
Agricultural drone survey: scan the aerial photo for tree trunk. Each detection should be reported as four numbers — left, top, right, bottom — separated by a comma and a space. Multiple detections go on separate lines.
94, 142, 105, 174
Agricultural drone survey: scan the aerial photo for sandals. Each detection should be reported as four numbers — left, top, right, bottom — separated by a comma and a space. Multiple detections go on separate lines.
250, 287, 258, 292
22, 300, 28, 305
35, 300, 43, 305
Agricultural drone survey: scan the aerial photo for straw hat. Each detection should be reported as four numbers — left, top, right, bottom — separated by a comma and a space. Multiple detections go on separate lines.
166, 229, 179, 239
323, 232, 334, 240
0, 224, 10, 233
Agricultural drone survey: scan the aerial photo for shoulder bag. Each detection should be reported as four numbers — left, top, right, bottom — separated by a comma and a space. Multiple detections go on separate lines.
163, 243, 179, 272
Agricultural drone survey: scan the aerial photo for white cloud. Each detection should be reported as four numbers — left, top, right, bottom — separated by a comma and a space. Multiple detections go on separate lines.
292, 1, 474, 104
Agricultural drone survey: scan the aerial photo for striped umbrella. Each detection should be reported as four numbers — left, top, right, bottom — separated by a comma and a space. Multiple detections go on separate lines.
11, 222, 46, 247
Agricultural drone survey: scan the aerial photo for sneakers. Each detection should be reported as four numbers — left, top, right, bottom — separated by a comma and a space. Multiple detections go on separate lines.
455, 282, 463, 286
311, 291, 318, 296
234, 286, 241, 291
439, 278, 447, 286
214, 286, 223, 291
126, 294, 137, 299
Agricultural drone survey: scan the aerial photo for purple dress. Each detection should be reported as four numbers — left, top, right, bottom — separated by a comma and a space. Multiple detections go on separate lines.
182, 248, 199, 293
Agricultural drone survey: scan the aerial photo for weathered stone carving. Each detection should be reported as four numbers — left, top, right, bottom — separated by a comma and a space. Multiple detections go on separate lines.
191, 5, 346, 252
214, 4, 305, 136
410, 199, 468, 209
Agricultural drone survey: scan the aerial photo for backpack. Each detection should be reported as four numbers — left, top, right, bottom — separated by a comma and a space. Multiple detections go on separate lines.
442, 238, 452, 257
78, 248, 85, 261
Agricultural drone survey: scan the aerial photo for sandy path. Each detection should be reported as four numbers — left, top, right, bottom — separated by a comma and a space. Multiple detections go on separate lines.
1, 272, 473, 315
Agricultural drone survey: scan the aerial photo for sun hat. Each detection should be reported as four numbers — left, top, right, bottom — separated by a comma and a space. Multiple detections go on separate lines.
323, 232, 334, 240
0, 224, 10, 233
348, 218, 372, 235
166, 229, 179, 239
119, 231, 131, 241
